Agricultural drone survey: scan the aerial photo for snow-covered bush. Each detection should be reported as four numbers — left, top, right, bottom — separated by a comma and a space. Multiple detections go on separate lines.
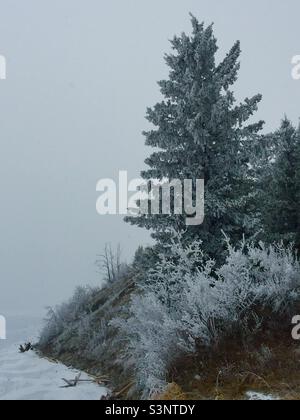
39, 286, 98, 348
113, 292, 180, 397
84, 319, 110, 360
39, 307, 63, 348
113, 234, 300, 398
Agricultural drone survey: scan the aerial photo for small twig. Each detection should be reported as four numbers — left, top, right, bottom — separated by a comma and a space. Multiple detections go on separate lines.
215, 370, 222, 394
112, 382, 135, 398
242, 371, 272, 389
74, 373, 81, 386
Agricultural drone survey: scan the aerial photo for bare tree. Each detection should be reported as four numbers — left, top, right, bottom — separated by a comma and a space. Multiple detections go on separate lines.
97, 244, 126, 284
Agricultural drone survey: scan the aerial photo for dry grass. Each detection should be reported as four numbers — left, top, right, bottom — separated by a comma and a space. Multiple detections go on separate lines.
167, 325, 300, 400
155, 383, 188, 400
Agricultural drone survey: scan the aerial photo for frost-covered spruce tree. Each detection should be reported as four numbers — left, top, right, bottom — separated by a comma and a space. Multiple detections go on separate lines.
125, 15, 264, 260
261, 118, 300, 250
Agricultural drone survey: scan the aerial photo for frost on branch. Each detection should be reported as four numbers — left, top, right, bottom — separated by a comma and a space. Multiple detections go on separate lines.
113, 234, 300, 398
39, 286, 98, 349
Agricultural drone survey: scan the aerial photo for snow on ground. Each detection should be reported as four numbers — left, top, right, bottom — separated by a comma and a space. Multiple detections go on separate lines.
0, 349, 107, 400
246, 391, 278, 401
0, 315, 107, 400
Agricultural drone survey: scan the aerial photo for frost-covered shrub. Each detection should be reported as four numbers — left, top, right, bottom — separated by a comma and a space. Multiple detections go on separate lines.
39, 286, 98, 348
84, 319, 110, 360
39, 307, 63, 348
113, 235, 300, 398
218, 240, 300, 318
247, 243, 300, 313
113, 292, 180, 397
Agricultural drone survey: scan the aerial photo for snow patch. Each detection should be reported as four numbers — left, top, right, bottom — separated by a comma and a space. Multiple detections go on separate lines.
246, 391, 278, 401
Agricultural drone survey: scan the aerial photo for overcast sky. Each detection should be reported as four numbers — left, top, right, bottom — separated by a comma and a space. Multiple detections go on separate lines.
0, 0, 299, 316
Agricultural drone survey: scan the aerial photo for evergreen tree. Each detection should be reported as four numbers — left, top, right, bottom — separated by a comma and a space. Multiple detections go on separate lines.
132, 245, 160, 278
126, 16, 264, 260
261, 118, 300, 250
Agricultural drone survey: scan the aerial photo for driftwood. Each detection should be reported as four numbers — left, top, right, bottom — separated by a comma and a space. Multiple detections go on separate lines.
19, 343, 33, 353
60, 373, 82, 388
60, 374, 110, 389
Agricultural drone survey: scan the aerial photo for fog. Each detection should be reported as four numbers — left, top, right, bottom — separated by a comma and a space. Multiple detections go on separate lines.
0, 0, 299, 315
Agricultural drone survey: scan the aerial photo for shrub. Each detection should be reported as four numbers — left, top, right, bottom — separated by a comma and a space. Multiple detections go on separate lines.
39, 286, 98, 348
113, 234, 300, 398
